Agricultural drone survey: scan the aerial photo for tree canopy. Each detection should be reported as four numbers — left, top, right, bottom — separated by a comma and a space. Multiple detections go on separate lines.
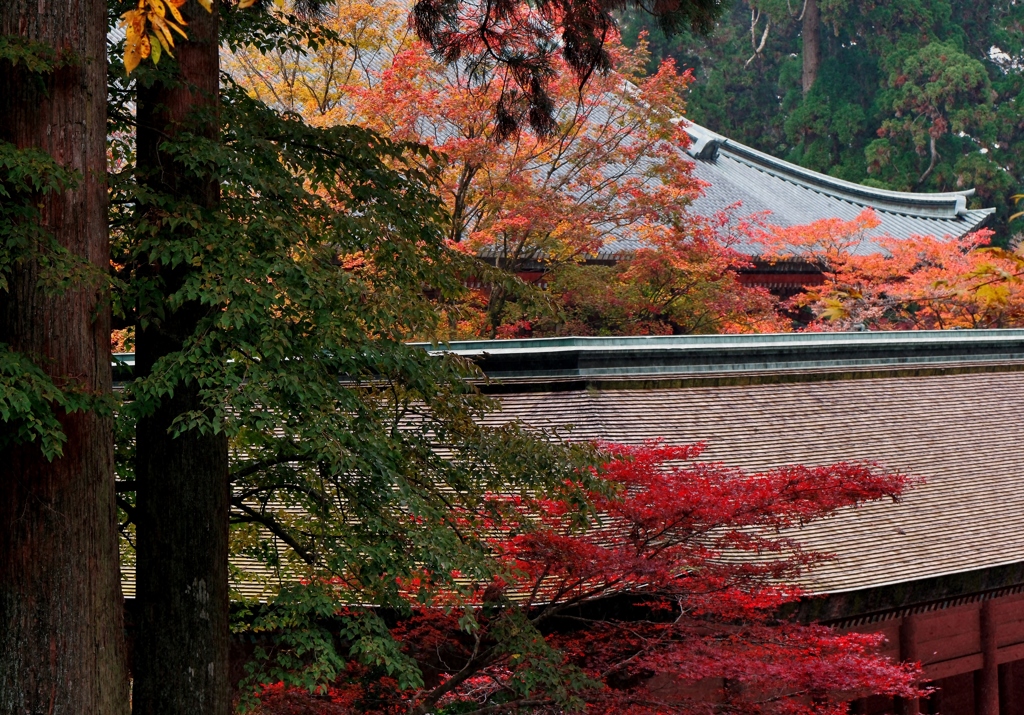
228, 11, 785, 338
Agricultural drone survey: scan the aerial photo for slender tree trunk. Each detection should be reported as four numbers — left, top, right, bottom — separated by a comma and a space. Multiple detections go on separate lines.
130, 3, 231, 714
487, 285, 508, 339
0, 0, 129, 713
802, 0, 821, 95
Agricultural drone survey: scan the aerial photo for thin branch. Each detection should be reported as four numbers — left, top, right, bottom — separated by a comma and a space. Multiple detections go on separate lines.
916, 135, 939, 187
230, 499, 316, 566
230, 452, 314, 482
116, 495, 137, 524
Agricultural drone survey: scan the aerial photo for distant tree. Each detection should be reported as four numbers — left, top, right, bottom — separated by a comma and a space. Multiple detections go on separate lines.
351, 37, 709, 337
231, 23, 781, 338
223, 0, 412, 120
251, 441, 924, 714
522, 213, 786, 337
121, 0, 725, 136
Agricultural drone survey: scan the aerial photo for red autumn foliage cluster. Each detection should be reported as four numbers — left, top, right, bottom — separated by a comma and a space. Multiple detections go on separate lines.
254, 442, 924, 714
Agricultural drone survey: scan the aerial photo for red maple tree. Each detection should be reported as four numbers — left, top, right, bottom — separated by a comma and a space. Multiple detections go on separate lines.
253, 442, 924, 714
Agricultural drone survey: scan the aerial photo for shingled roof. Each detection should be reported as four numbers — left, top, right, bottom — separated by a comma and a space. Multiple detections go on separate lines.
117, 330, 1024, 612
435, 331, 1024, 614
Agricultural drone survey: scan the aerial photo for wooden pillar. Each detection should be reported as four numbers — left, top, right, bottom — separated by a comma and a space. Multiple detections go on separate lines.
999, 663, 1012, 715
897, 614, 920, 715
978, 599, 1000, 715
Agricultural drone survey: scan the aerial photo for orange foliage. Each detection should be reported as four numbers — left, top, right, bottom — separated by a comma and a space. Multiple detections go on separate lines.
228, 17, 781, 338
539, 211, 788, 337
759, 209, 1024, 330
350, 37, 707, 334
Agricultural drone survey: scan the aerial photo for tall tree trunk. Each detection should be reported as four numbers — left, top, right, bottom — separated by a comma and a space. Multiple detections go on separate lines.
130, 3, 231, 714
802, 0, 821, 95
0, 0, 129, 713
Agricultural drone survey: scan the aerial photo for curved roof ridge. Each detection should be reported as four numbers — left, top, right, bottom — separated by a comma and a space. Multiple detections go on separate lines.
682, 121, 986, 221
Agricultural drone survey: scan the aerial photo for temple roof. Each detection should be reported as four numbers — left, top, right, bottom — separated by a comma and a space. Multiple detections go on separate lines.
433, 331, 1024, 606
116, 330, 1024, 609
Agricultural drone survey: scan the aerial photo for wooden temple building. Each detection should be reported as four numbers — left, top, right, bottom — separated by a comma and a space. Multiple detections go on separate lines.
118, 330, 1024, 713
433, 329, 1024, 714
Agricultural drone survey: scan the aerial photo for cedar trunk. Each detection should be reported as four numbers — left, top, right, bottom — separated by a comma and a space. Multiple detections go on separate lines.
130, 3, 231, 714
802, 0, 821, 95
0, 0, 129, 713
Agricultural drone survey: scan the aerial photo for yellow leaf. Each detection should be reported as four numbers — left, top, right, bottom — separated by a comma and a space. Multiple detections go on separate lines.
121, 9, 146, 74
139, 32, 151, 59
149, 33, 162, 64
149, 0, 166, 17
168, 17, 188, 38
164, 0, 185, 25
124, 42, 141, 74
149, 13, 186, 48
976, 283, 1010, 306
820, 298, 849, 322
238, 0, 257, 7
196, 0, 213, 12
149, 16, 175, 48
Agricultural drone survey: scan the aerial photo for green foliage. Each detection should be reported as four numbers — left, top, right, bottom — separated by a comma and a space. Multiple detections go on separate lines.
619, 0, 1024, 235
109, 13, 610, 701
0, 346, 69, 460
0, 34, 74, 73
0, 142, 105, 460
0, 141, 81, 293
0, 344, 109, 460
234, 586, 403, 712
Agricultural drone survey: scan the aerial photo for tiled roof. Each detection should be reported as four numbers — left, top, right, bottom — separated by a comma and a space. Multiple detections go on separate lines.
476, 117, 996, 261
674, 123, 995, 257
591, 122, 995, 260
446, 331, 1024, 596
477, 116, 996, 262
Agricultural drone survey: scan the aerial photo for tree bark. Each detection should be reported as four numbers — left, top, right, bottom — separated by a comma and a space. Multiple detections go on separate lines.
130, 3, 231, 714
0, 0, 129, 713
802, 0, 821, 95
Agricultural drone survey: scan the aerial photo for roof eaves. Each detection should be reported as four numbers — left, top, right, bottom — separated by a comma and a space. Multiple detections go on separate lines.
423, 330, 1024, 381
682, 121, 980, 221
